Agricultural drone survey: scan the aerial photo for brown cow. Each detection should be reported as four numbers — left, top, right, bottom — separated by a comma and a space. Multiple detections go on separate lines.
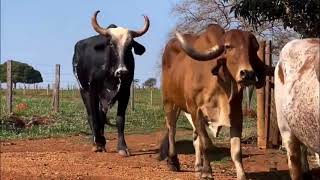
159, 24, 269, 180
274, 38, 320, 180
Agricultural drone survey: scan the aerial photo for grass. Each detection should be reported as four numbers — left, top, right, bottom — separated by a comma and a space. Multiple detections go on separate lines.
0, 88, 257, 141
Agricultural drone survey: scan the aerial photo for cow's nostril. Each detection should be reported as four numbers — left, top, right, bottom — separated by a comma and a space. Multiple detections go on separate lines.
240, 70, 246, 79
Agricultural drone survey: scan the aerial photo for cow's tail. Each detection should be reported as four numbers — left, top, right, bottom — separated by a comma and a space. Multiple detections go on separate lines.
158, 131, 169, 161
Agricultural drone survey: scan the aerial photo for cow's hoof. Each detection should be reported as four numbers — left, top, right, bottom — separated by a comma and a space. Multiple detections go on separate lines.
167, 157, 180, 171
200, 171, 213, 180
92, 145, 106, 152
118, 149, 130, 157
168, 163, 180, 172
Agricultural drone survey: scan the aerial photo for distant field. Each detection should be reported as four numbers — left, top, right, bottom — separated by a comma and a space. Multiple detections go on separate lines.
0, 88, 257, 141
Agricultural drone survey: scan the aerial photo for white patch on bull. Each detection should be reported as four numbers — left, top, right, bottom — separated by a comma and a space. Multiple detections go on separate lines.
108, 27, 132, 53
100, 78, 122, 113
101, 64, 106, 70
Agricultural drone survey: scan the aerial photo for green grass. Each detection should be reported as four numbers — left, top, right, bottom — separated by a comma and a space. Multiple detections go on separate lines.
0, 88, 256, 141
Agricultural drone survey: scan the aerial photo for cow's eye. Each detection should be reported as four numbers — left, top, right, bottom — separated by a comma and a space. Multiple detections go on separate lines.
225, 44, 232, 50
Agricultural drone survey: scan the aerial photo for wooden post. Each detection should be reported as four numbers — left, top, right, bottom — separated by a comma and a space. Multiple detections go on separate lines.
264, 40, 272, 147
23, 83, 26, 95
130, 84, 135, 111
6, 60, 13, 114
52, 64, 60, 112
256, 41, 266, 149
47, 84, 50, 96
270, 76, 280, 147
150, 88, 153, 106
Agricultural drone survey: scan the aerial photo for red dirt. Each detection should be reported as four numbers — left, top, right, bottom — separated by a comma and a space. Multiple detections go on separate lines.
1, 131, 319, 180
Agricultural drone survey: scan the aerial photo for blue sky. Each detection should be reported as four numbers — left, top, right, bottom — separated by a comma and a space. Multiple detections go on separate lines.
1, 0, 179, 88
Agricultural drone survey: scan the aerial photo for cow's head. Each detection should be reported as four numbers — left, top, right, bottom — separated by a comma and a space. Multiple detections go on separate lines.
176, 30, 261, 88
92, 11, 149, 78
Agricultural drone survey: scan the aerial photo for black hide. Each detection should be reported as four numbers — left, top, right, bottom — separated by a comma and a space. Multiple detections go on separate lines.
72, 30, 145, 152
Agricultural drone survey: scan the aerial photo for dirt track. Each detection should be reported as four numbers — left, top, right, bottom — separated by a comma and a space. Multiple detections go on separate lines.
1, 131, 319, 180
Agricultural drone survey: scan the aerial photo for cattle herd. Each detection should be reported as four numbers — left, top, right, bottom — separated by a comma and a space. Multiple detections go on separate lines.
73, 11, 319, 180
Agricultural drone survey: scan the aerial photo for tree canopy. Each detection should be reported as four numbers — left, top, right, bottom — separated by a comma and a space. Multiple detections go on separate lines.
143, 78, 157, 88
0, 60, 43, 85
171, 0, 301, 55
231, 0, 320, 38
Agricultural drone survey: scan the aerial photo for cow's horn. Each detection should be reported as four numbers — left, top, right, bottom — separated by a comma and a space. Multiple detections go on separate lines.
131, 15, 150, 38
176, 32, 224, 61
91, 10, 109, 36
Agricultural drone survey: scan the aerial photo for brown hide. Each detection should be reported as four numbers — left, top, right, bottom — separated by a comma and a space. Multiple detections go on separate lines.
162, 24, 263, 127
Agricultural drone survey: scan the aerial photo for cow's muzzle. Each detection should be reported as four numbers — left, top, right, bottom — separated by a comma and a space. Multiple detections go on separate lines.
239, 70, 256, 85
115, 66, 129, 78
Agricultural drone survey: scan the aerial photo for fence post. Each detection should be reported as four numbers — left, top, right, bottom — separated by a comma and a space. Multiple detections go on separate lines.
47, 84, 50, 96
130, 84, 135, 111
256, 41, 267, 149
6, 60, 13, 114
52, 64, 60, 112
265, 41, 280, 147
270, 76, 280, 147
150, 88, 153, 106
23, 83, 26, 95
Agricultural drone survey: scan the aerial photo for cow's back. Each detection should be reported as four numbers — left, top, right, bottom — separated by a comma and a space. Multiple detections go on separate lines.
275, 38, 320, 153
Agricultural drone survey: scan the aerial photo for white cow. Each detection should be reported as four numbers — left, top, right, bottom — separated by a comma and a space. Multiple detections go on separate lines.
274, 38, 320, 180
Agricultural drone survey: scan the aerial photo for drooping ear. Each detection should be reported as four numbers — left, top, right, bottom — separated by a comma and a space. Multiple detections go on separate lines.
248, 32, 259, 52
132, 40, 146, 55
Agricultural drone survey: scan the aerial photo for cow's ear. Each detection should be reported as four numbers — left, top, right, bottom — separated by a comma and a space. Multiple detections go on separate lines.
132, 40, 146, 55
248, 32, 259, 52
211, 59, 224, 76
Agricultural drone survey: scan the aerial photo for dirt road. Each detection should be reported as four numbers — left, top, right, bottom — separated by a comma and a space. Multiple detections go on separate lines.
1, 131, 319, 180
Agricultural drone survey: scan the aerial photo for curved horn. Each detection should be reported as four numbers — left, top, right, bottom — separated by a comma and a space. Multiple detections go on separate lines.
175, 32, 225, 61
91, 10, 109, 36
131, 15, 150, 38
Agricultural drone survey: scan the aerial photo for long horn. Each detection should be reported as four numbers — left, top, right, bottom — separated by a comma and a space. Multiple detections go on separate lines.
131, 15, 150, 38
175, 32, 225, 61
91, 10, 109, 36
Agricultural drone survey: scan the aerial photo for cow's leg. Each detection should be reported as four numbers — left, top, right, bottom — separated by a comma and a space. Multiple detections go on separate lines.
230, 126, 246, 180
98, 106, 106, 140
185, 112, 202, 175
300, 144, 312, 179
80, 89, 106, 152
80, 89, 93, 133
192, 111, 212, 179
281, 131, 303, 180
316, 153, 320, 167
165, 104, 180, 171
116, 87, 130, 156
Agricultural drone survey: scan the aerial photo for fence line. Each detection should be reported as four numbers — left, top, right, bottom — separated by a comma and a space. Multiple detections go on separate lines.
3, 56, 280, 148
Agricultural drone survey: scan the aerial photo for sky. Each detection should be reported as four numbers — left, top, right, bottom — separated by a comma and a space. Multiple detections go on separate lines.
1, 0, 180, 88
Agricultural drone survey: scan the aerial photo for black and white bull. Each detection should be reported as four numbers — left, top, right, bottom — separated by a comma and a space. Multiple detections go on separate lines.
72, 11, 150, 156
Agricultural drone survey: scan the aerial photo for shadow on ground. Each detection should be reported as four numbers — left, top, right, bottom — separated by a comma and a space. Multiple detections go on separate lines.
175, 140, 231, 162
247, 167, 320, 180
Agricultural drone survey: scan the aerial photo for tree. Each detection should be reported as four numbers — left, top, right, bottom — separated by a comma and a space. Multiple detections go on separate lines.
0, 60, 43, 88
171, 0, 300, 55
143, 78, 157, 88
231, 0, 320, 37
